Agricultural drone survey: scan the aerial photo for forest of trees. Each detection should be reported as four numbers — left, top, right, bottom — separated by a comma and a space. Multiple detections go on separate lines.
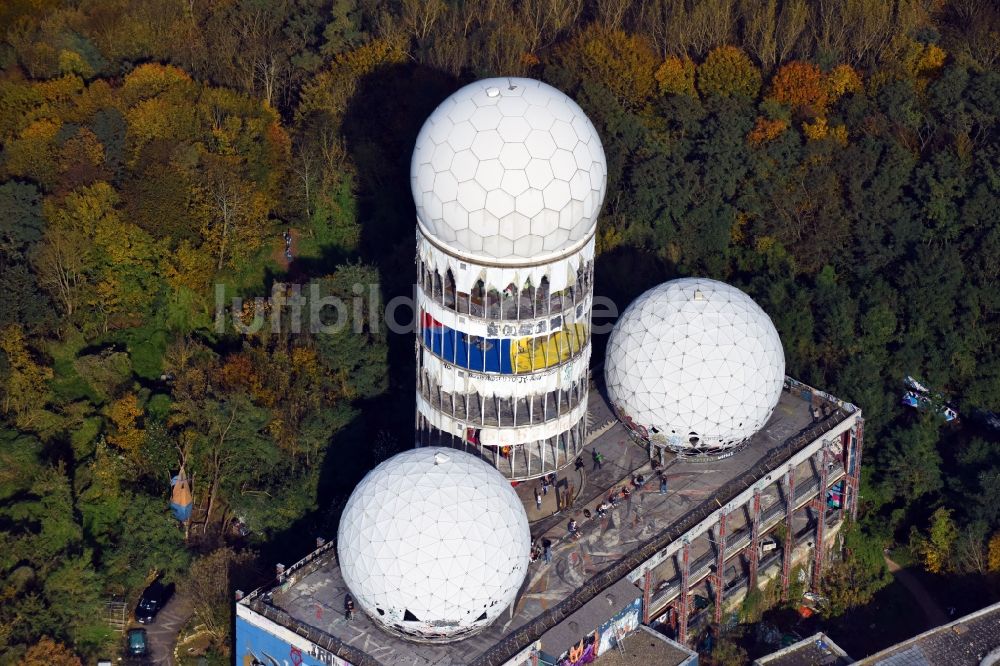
0, 0, 998, 663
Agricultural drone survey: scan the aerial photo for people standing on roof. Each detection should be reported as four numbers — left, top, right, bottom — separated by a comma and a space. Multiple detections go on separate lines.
592, 450, 604, 470
345, 595, 355, 620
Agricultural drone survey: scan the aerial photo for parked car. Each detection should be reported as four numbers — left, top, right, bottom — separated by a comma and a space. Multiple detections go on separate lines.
135, 580, 165, 624
127, 628, 148, 657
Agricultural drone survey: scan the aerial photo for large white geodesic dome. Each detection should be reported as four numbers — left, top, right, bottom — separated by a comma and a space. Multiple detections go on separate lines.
605, 278, 785, 456
411, 77, 607, 264
336, 447, 531, 642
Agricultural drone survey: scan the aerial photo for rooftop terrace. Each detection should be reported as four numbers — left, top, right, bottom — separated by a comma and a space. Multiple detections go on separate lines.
243, 381, 855, 666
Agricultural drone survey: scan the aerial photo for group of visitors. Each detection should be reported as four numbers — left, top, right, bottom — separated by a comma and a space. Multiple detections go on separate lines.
529, 538, 554, 563
533, 447, 675, 563
535, 472, 572, 513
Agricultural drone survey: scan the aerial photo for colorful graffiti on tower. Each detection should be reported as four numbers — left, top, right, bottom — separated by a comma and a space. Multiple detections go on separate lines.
422, 310, 586, 374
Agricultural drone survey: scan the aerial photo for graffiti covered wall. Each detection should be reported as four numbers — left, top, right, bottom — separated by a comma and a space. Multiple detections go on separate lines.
541, 595, 643, 666
236, 606, 352, 666
596, 597, 641, 655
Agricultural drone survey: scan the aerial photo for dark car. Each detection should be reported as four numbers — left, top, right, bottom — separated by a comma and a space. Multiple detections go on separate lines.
127, 628, 148, 656
135, 581, 165, 624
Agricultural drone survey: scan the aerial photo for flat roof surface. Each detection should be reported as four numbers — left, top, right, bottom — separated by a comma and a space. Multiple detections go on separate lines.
251, 385, 847, 666
755, 633, 853, 666
855, 601, 1000, 666
593, 626, 694, 666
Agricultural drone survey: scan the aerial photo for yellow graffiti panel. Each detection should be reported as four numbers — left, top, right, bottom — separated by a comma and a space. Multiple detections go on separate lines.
510, 323, 588, 373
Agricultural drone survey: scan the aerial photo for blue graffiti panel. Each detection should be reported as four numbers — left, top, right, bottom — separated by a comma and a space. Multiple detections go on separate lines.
236, 615, 341, 666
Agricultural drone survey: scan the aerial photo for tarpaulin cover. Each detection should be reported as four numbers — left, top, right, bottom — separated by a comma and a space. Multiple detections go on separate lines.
170, 470, 193, 521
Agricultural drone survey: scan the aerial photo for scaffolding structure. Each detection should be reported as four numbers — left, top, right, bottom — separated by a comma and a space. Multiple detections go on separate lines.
748, 489, 762, 589
678, 540, 691, 643
812, 445, 830, 591
781, 471, 796, 601
713, 511, 728, 625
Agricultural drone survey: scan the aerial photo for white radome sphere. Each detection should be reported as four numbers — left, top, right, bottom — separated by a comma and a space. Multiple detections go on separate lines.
337, 447, 531, 642
411, 77, 607, 264
605, 278, 785, 454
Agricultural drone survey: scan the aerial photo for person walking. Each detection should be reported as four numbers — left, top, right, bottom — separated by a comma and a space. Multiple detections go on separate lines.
345, 595, 355, 621
542, 538, 552, 563
659, 473, 668, 495
534, 486, 543, 510
592, 449, 604, 470
568, 519, 579, 540
574, 455, 585, 471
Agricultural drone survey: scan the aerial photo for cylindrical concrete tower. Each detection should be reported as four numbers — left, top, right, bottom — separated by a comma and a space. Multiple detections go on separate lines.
412, 78, 607, 481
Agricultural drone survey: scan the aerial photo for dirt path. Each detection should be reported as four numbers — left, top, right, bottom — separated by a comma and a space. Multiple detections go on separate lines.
884, 555, 947, 629
144, 590, 194, 665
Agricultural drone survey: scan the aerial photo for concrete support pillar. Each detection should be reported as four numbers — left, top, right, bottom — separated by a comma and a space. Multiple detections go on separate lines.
781, 470, 795, 602
713, 511, 728, 625
679, 540, 691, 644
813, 445, 830, 592
748, 489, 762, 588
642, 569, 652, 624
848, 417, 865, 521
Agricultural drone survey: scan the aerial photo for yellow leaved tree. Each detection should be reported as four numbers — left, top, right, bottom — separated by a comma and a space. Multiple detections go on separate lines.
105, 393, 145, 461
0, 325, 54, 431
696, 46, 762, 100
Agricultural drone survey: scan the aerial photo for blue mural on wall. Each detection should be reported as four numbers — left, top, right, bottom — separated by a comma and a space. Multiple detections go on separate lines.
236, 615, 348, 666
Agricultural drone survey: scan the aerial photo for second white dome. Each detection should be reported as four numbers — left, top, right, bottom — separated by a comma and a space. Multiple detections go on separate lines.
411, 77, 606, 265
605, 278, 785, 454
337, 447, 530, 642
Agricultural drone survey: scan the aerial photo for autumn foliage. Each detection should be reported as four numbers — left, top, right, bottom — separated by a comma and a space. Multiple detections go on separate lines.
768, 61, 828, 116
0, 2, 997, 661
19, 637, 83, 666
696, 46, 762, 99
748, 117, 789, 145
655, 56, 697, 97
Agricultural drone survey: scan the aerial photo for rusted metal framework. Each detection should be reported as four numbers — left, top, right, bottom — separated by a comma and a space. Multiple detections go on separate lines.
846, 419, 865, 521
642, 570, 653, 624
678, 541, 691, 643
812, 445, 830, 591
713, 512, 728, 625
748, 489, 762, 588
781, 471, 795, 601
